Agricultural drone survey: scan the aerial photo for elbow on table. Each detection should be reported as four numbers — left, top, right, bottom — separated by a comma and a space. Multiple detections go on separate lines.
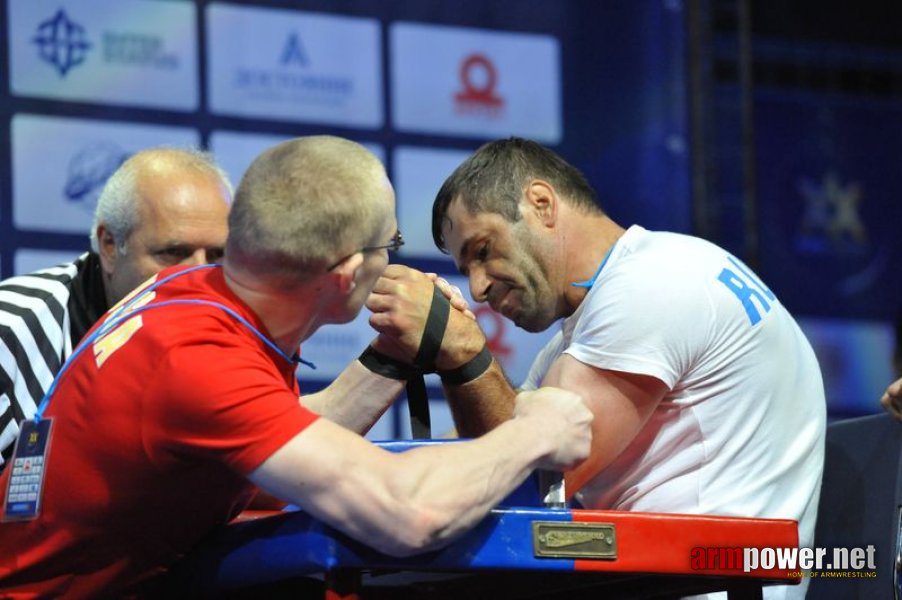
369, 503, 456, 558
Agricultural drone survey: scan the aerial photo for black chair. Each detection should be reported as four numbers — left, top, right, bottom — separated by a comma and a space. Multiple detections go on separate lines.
809, 413, 902, 599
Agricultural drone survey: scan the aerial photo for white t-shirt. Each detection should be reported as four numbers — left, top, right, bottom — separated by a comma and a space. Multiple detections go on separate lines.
523, 226, 825, 599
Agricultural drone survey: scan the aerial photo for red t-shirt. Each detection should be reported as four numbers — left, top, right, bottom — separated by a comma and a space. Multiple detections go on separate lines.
0, 265, 318, 598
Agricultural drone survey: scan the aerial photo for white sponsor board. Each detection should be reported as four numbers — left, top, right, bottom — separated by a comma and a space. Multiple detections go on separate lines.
12, 114, 199, 234
8, 0, 198, 110
393, 146, 474, 259
207, 4, 382, 128
14, 249, 84, 276
209, 130, 384, 190
391, 23, 561, 142
298, 308, 374, 383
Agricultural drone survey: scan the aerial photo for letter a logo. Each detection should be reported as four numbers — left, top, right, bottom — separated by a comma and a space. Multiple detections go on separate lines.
280, 33, 309, 67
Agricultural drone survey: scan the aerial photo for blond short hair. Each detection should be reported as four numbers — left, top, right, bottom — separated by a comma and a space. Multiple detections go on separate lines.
226, 136, 389, 283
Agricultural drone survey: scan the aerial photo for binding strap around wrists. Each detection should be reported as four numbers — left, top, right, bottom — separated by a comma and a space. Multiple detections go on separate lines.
359, 284, 450, 439
360, 284, 454, 439
437, 345, 492, 385
412, 284, 450, 370
357, 345, 432, 439
358, 346, 420, 380
407, 284, 452, 438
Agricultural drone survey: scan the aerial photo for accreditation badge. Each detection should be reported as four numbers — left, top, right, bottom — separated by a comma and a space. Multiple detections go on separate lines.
3, 419, 52, 521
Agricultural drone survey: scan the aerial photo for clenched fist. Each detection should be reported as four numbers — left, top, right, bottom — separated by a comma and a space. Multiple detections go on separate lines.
367, 265, 486, 369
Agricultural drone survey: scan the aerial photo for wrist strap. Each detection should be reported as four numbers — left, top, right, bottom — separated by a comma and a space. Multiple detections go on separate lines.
358, 346, 432, 438
437, 345, 493, 385
358, 346, 420, 380
405, 376, 431, 439
412, 285, 450, 370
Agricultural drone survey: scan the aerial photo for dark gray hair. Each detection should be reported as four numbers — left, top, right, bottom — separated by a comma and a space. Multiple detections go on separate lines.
432, 137, 602, 252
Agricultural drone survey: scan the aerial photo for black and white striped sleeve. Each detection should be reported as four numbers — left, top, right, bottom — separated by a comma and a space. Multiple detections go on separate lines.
0, 262, 78, 466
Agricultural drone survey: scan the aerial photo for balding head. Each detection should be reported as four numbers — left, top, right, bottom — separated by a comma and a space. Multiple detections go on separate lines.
91, 148, 232, 253
226, 136, 393, 287
93, 147, 233, 305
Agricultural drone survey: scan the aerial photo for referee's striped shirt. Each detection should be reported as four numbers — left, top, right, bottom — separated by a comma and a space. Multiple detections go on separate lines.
0, 252, 107, 468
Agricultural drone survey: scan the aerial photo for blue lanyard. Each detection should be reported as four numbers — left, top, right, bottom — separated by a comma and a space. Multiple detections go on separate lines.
571, 241, 617, 289
34, 264, 315, 423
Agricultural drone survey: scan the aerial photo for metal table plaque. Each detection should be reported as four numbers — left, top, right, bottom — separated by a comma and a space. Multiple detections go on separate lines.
532, 521, 617, 559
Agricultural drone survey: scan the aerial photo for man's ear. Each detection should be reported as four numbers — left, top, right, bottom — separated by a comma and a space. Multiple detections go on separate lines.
96, 225, 118, 276
329, 252, 365, 294
524, 180, 558, 227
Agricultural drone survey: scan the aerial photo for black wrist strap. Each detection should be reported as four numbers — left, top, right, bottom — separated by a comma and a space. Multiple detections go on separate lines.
407, 284, 453, 438
358, 346, 432, 438
358, 346, 420, 380
363, 284, 452, 439
405, 376, 431, 439
437, 345, 493, 385
412, 285, 450, 370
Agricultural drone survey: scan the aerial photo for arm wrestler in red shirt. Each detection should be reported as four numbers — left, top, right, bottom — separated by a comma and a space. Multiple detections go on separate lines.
0, 136, 592, 599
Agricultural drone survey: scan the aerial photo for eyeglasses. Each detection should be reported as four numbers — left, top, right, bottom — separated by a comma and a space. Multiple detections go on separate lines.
329, 230, 404, 270
361, 230, 405, 254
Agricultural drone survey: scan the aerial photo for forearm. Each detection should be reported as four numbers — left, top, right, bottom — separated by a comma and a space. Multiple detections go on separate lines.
385, 416, 550, 550
252, 415, 549, 557
253, 389, 591, 557
301, 360, 403, 434
442, 360, 516, 436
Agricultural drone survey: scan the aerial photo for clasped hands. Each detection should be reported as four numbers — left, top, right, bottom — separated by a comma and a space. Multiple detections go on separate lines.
366, 265, 485, 372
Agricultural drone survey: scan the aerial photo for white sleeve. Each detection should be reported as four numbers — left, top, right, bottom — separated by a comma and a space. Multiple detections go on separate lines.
564, 274, 711, 390
519, 330, 565, 391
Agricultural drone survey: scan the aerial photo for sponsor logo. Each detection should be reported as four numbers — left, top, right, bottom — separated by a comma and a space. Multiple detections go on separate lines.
102, 31, 179, 69
690, 545, 878, 578
233, 32, 354, 105
280, 33, 309, 67
454, 53, 505, 117
475, 305, 512, 363
63, 141, 130, 212
32, 8, 180, 77
796, 172, 868, 254
32, 9, 92, 77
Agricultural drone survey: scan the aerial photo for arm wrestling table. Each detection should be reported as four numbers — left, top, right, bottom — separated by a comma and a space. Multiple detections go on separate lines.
168, 441, 800, 599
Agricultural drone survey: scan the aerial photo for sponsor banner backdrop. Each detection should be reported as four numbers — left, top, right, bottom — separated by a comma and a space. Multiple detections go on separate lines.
12, 114, 199, 234
210, 130, 385, 190
393, 146, 474, 259
206, 4, 383, 128
299, 309, 374, 382
391, 23, 561, 142
14, 249, 84, 276
756, 92, 902, 321
8, 0, 198, 110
